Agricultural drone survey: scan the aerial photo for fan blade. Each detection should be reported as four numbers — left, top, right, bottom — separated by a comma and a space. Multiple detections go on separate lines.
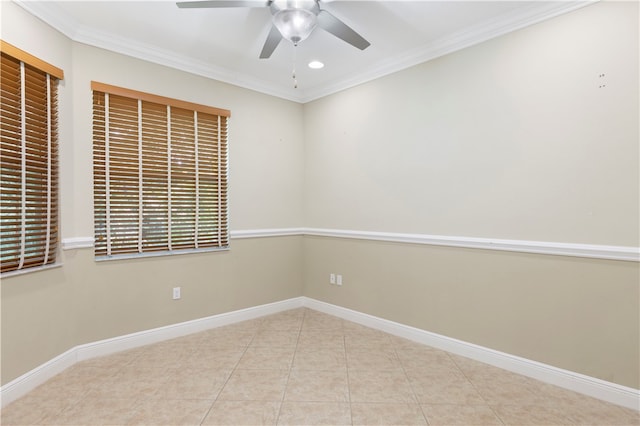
177, 1, 268, 8
317, 9, 370, 50
260, 25, 283, 59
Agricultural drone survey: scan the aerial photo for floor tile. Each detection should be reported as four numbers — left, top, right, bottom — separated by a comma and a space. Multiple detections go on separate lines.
25, 368, 106, 403
395, 343, 460, 373
407, 370, 486, 405
217, 369, 289, 401
151, 366, 230, 400
297, 330, 345, 351
250, 329, 300, 348
292, 348, 347, 371
47, 396, 139, 425
88, 366, 172, 400
0, 394, 72, 426
202, 400, 280, 425
127, 398, 212, 425
351, 402, 427, 425
556, 398, 640, 425
302, 312, 345, 331
261, 311, 304, 331
345, 324, 393, 344
183, 346, 244, 370
348, 370, 416, 403
3, 308, 637, 426
468, 373, 543, 406
127, 341, 195, 368
197, 329, 256, 348
492, 404, 573, 425
77, 347, 144, 370
346, 347, 402, 371
421, 404, 504, 425
236, 346, 295, 370
277, 401, 351, 425
345, 332, 395, 351
217, 318, 264, 334
284, 369, 349, 402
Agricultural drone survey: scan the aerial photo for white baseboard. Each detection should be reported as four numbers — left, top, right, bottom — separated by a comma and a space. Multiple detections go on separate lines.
0, 347, 78, 409
0, 297, 304, 408
2, 296, 638, 412
76, 297, 304, 362
302, 297, 640, 411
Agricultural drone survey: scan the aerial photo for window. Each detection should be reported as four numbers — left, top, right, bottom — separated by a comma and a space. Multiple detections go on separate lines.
92, 82, 229, 259
0, 41, 63, 275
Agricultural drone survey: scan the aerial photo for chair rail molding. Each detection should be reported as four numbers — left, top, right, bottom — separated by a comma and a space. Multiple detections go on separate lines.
61, 228, 639, 261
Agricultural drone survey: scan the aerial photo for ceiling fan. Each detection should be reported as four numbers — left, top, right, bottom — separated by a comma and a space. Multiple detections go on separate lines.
176, 0, 371, 59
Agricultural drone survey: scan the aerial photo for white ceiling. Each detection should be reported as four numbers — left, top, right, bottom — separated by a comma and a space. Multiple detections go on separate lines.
15, 0, 591, 103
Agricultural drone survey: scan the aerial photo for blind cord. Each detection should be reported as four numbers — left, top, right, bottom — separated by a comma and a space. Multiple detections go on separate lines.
18, 61, 26, 270
44, 74, 52, 265
105, 94, 112, 256
194, 111, 200, 249
138, 99, 143, 253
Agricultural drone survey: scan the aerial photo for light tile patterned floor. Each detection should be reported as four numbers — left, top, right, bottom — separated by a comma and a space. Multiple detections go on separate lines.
2, 308, 639, 425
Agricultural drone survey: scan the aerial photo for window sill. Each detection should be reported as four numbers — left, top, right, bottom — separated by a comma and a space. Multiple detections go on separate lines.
1, 262, 63, 279
95, 246, 230, 262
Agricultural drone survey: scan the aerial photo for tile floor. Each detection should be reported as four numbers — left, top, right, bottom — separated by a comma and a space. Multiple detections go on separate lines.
1, 308, 639, 425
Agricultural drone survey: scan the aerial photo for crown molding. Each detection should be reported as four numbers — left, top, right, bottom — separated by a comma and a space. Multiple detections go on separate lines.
14, 0, 595, 104
300, 1, 596, 102
12, 0, 79, 40
12, 0, 304, 103
71, 24, 305, 103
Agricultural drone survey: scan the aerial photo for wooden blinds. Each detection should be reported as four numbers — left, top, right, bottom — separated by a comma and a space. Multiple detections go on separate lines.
1, 41, 62, 274
91, 82, 230, 259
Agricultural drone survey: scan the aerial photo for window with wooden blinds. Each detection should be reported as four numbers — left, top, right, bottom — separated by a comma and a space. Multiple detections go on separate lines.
1, 41, 63, 275
91, 82, 230, 260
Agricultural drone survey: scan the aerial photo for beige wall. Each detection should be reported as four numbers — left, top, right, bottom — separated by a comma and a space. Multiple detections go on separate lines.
1, 1, 305, 385
2, 0, 639, 392
303, 1, 639, 246
68, 43, 305, 235
302, 1, 639, 389
2, 237, 303, 384
303, 236, 639, 388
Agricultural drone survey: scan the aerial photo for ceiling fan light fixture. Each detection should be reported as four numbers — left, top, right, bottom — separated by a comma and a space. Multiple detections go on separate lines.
273, 8, 317, 44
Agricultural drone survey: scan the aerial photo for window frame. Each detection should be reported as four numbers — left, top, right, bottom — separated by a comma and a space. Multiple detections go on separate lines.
0, 40, 63, 276
91, 82, 230, 261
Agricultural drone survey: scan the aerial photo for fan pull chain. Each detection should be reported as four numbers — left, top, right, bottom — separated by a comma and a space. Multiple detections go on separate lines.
292, 44, 298, 89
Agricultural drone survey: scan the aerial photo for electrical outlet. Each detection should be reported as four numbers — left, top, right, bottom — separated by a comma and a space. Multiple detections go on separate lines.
330, 273, 336, 284
172, 287, 181, 300
336, 274, 343, 286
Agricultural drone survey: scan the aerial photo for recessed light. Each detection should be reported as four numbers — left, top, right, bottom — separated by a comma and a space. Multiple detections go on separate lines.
308, 60, 324, 69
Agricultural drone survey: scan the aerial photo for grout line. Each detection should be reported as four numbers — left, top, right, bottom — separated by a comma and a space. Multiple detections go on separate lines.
274, 309, 304, 425
341, 319, 354, 426
448, 352, 506, 425
197, 318, 259, 425
391, 337, 432, 425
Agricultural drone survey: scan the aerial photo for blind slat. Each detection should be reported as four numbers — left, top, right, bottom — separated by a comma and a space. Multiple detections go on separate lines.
1, 49, 59, 274
93, 85, 229, 258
